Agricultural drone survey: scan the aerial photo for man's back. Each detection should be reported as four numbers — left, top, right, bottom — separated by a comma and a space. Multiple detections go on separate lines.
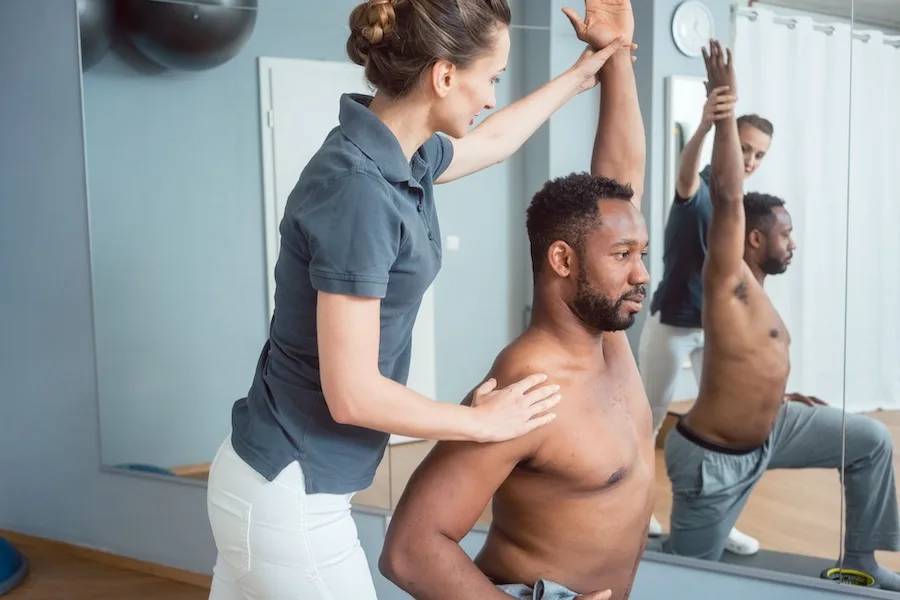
474, 328, 655, 598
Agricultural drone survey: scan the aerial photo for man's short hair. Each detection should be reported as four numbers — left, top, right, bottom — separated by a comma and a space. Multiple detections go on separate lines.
744, 192, 786, 234
737, 113, 774, 137
526, 172, 634, 275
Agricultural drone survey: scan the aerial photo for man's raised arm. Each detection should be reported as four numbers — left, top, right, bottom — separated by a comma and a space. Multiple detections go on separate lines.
702, 40, 746, 284
565, 0, 645, 207
379, 369, 546, 600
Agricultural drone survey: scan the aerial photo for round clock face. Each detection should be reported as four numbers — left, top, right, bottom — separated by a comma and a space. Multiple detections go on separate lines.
672, 0, 715, 57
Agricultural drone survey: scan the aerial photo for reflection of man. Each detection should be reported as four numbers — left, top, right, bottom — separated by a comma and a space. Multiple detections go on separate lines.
662, 40, 900, 591
638, 73, 773, 554
379, 4, 653, 600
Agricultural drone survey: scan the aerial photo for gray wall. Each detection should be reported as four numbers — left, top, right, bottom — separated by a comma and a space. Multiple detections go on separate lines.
1, 0, 214, 571
82, 0, 529, 467
0, 0, 866, 599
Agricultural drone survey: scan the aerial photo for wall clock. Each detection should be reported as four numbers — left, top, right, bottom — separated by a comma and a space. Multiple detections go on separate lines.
672, 0, 715, 58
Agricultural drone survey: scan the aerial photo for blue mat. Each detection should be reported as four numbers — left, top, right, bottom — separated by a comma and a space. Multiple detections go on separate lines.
0, 537, 28, 596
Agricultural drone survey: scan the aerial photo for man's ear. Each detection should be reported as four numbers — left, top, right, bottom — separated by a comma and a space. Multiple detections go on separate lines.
747, 229, 764, 249
547, 241, 576, 278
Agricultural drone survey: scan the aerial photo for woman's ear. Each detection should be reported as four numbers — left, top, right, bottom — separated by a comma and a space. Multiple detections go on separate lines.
429, 60, 455, 99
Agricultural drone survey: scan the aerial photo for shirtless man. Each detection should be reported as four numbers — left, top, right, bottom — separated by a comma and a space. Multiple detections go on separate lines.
379, 3, 653, 599
663, 40, 900, 590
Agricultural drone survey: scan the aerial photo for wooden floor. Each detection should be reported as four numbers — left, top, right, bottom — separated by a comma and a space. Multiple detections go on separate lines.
3, 538, 207, 599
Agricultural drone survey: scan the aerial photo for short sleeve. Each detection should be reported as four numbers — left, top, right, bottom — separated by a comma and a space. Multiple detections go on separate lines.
674, 168, 711, 205
420, 133, 455, 180
298, 173, 402, 299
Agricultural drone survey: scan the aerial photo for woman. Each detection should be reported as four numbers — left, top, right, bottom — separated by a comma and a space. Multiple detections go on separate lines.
206, 0, 628, 598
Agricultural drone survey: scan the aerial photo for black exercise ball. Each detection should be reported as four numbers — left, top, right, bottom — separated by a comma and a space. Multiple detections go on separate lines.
116, 0, 259, 71
77, 0, 113, 70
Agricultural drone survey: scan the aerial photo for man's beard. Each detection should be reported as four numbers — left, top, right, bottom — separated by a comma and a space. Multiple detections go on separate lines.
761, 252, 791, 275
570, 270, 645, 333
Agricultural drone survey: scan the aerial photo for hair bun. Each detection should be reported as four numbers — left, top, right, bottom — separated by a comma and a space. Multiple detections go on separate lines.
360, 0, 396, 45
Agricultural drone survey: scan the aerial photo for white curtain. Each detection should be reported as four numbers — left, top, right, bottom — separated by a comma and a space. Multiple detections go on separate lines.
732, 6, 900, 413
844, 27, 900, 412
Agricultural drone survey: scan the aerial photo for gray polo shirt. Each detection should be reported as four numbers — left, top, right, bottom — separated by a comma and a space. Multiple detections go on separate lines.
230, 93, 453, 494
648, 165, 712, 328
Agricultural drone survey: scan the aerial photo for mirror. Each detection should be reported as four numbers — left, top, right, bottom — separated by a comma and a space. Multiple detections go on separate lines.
642, 0, 858, 583
832, 0, 900, 591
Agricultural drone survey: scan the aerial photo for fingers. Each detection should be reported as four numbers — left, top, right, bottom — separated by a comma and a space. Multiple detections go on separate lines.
523, 412, 557, 432
726, 47, 733, 66
561, 7, 585, 38
706, 109, 733, 121
527, 395, 562, 417
592, 36, 627, 63
475, 378, 497, 397
509, 372, 549, 394
522, 382, 562, 405
709, 100, 736, 115
711, 102, 736, 114
577, 591, 613, 600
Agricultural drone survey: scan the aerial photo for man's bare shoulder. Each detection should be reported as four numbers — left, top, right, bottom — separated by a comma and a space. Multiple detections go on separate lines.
488, 331, 572, 389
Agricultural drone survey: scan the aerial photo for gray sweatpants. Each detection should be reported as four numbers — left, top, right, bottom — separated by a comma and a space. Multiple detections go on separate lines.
663, 402, 900, 561
498, 579, 578, 599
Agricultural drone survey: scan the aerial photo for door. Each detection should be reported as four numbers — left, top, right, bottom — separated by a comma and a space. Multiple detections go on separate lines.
257, 57, 436, 443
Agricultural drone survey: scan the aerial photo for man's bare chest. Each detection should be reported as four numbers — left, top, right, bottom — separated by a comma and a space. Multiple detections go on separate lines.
524, 374, 653, 493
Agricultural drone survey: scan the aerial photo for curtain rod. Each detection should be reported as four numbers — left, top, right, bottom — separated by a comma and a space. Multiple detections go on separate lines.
736, 7, 900, 47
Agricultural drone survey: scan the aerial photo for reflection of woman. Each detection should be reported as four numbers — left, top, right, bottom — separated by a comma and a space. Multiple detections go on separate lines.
205, 1, 628, 598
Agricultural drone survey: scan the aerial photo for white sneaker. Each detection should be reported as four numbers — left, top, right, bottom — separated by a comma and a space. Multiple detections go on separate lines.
725, 527, 760, 555
648, 514, 663, 537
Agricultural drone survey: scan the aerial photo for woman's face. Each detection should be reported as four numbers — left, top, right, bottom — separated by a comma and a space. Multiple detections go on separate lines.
431, 26, 510, 139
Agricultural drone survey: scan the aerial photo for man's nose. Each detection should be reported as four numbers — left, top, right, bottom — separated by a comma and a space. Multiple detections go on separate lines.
632, 260, 650, 285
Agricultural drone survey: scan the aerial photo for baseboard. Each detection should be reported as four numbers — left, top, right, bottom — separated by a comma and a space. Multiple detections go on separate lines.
0, 530, 211, 589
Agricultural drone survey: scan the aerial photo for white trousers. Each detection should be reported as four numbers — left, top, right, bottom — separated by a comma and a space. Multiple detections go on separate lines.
637, 311, 705, 435
206, 435, 378, 600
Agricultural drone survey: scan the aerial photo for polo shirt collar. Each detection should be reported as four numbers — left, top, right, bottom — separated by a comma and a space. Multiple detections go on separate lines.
339, 93, 428, 186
